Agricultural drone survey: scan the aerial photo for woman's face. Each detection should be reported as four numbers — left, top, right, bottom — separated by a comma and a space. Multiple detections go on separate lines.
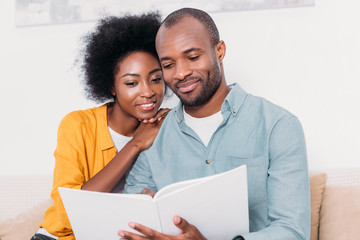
112, 51, 165, 121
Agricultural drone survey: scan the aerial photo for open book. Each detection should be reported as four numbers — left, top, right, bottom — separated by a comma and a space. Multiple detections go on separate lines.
59, 165, 249, 240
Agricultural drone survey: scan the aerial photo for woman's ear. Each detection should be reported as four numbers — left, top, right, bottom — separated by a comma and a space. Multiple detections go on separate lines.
216, 40, 226, 62
111, 87, 116, 97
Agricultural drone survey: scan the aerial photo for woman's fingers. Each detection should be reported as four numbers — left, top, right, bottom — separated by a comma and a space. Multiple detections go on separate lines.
143, 108, 170, 123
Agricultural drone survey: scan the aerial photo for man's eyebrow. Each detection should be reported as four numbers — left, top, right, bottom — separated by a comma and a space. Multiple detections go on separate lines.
160, 56, 171, 62
160, 48, 202, 62
183, 48, 202, 54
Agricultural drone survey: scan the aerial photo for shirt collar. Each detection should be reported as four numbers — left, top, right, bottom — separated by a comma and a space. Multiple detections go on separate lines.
96, 104, 116, 151
174, 101, 185, 123
221, 83, 247, 117
174, 83, 247, 122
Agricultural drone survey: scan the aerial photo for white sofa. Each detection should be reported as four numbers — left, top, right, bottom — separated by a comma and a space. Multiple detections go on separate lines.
0, 169, 359, 240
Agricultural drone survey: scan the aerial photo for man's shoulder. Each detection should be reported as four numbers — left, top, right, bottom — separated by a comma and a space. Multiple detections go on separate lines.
244, 93, 295, 119
227, 84, 295, 121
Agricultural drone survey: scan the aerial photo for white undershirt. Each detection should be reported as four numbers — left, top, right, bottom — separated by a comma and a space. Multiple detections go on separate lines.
183, 107, 223, 146
108, 126, 133, 152
108, 126, 133, 193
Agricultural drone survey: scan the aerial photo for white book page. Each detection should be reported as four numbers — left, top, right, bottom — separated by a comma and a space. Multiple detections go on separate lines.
155, 165, 249, 239
155, 169, 236, 200
59, 187, 161, 240
154, 176, 207, 200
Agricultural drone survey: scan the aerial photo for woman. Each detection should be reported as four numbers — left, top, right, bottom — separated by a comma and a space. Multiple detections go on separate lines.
31, 12, 167, 240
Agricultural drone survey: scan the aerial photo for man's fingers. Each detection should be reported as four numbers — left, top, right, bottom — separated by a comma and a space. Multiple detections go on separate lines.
118, 230, 147, 240
173, 216, 192, 231
173, 216, 206, 239
139, 188, 156, 198
126, 222, 164, 239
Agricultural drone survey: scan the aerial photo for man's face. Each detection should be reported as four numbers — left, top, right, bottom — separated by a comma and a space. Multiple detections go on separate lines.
155, 17, 223, 107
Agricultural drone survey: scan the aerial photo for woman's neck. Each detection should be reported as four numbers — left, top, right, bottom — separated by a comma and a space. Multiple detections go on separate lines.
107, 102, 140, 137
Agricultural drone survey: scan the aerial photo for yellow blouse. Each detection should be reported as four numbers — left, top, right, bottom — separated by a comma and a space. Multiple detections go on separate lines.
40, 104, 117, 239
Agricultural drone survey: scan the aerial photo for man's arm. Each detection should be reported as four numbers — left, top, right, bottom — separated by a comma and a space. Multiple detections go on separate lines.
125, 153, 157, 194
242, 116, 310, 240
124, 116, 310, 240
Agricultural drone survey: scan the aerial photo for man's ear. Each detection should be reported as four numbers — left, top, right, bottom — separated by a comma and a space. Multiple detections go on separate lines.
216, 40, 226, 62
111, 86, 115, 97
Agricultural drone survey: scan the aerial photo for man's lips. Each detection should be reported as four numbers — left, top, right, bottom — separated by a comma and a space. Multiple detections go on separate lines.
137, 100, 156, 111
177, 80, 200, 93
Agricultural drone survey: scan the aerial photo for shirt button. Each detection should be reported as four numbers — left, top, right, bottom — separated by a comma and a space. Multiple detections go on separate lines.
232, 110, 236, 114
205, 159, 211, 164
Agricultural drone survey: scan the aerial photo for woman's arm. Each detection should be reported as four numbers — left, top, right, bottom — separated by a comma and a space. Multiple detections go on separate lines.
81, 109, 169, 192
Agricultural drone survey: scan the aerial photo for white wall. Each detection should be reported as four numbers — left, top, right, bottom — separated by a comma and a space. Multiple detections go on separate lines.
0, 0, 359, 175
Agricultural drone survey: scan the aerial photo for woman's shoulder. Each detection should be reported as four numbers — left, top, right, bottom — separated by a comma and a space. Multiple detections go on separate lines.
59, 104, 107, 130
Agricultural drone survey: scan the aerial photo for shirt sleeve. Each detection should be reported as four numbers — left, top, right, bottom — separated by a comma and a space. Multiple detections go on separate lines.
242, 116, 311, 240
125, 152, 157, 194
50, 113, 87, 229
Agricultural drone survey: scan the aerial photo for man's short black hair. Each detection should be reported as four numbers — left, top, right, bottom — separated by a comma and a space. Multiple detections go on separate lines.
80, 12, 161, 103
162, 8, 220, 46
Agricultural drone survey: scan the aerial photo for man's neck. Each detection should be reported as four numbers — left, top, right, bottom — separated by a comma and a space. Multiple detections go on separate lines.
184, 81, 231, 118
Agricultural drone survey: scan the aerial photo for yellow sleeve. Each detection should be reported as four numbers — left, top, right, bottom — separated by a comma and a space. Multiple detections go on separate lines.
50, 112, 89, 229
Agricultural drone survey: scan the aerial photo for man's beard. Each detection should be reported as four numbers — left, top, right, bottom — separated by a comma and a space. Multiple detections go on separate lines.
178, 63, 222, 107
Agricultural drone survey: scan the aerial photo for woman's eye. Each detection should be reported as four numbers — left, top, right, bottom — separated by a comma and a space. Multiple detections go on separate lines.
125, 81, 137, 86
151, 77, 163, 83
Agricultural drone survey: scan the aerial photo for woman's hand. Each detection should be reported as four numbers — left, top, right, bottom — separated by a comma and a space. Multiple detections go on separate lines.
118, 216, 206, 240
141, 108, 170, 123
132, 108, 170, 151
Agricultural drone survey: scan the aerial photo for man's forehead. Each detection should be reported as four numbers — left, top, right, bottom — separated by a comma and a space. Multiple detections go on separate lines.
156, 17, 209, 53
157, 16, 204, 37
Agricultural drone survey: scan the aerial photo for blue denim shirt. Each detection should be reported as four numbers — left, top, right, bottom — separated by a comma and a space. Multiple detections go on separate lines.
125, 83, 310, 240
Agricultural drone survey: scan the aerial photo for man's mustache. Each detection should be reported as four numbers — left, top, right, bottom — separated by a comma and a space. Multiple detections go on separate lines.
175, 76, 201, 88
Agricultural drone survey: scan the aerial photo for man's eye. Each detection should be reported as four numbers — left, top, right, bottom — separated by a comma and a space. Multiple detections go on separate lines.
163, 63, 173, 69
189, 56, 199, 61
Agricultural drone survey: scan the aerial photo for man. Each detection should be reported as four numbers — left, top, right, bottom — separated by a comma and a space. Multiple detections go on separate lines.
119, 8, 310, 240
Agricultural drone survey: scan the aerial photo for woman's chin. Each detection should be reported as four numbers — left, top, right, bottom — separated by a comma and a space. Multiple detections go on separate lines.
136, 112, 158, 122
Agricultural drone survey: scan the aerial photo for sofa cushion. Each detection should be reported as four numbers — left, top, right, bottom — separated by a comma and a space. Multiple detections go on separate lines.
319, 185, 360, 240
309, 173, 327, 240
0, 198, 52, 240
0, 175, 52, 222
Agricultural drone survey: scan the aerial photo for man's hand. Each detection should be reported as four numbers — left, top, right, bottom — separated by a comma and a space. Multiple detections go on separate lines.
139, 188, 156, 198
118, 215, 206, 240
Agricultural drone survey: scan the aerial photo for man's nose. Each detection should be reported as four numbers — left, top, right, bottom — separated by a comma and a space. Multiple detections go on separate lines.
174, 61, 192, 80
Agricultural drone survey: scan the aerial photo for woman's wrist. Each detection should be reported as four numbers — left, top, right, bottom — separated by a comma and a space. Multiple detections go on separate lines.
128, 138, 146, 153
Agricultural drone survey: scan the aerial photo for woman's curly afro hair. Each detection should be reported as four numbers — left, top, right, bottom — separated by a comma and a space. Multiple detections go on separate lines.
81, 12, 162, 103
